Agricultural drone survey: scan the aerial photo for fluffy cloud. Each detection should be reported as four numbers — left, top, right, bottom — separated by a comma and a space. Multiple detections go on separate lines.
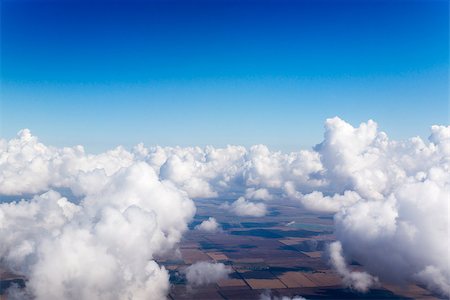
328, 241, 378, 292
245, 188, 274, 201
0, 129, 134, 196
195, 217, 220, 232
295, 191, 361, 214
221, 197, 267, 217
0, 128, 323, 200
0, 157, 195, 298
184, 261, 231, 287
157, 145, 247, 198
320, 120, 450, 297
333, 178, 450, 296
146, 144, 324, 200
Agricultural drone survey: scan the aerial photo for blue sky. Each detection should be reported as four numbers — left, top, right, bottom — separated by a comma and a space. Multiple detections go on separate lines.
1, 0, 448, 152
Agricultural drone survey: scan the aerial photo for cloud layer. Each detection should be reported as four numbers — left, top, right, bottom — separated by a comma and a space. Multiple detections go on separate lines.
1, 117, 448, 298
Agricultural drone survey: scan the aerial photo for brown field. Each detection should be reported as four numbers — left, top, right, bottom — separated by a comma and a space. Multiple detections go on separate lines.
217, 278, 249, 288
244, 278, 286, 289
180, 249, 212, 264
277, 272, 318, 288
230, 258, 265, 264
217, 289, 263, 300
301, 251, 322, 258
305, 272, 342, 286
206, 252, 229, 261
170, 286, 224, 300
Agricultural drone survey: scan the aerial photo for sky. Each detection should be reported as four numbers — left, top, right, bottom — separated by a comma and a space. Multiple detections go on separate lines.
1, 0, 448, 152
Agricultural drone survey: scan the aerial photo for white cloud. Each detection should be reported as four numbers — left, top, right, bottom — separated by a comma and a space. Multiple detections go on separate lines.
184, 261, 231, 287
0, 159, 195, 299
143, 143, 324, 200
222, 197, 267, 217
157, 145, 247, 198
333, 178, 450, 297
245, 188, 274, 201
282, 118, 450, 297
415, 266, 450, 297
322, 120, 450, 297
195, 217, 220, 233
297, 190, 361, 214
328, 241, 378, 292
0, 129, 134, 196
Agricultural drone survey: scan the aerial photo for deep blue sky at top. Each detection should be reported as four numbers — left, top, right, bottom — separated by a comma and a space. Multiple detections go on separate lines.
1, 0, 448, 152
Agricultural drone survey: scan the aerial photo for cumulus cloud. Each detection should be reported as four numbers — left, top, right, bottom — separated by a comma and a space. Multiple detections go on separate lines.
195, 217, 220, 232
328, 241, 378, 292
157, 145, 247, 198
0, 130, 135, 196
145, 144, 324, 200
0, 128, 323, 200
284, 118, 449, 297
332, 178, 450, 296
245, 188, 274, 201
184, 261, 231, 287
221, 197, 267, 217
323, 120, 450, 297
296, 190, 362, 214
